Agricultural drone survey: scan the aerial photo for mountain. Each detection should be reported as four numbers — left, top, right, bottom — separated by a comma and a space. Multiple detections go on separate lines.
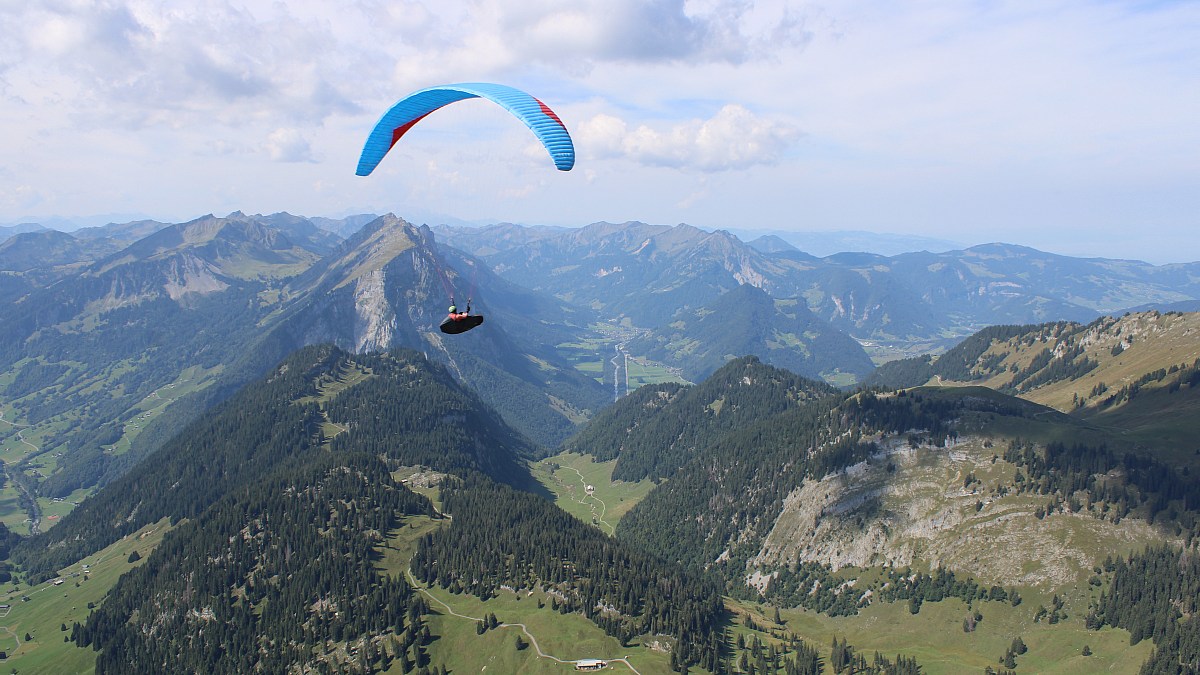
0, 213, 335, 507
69, 218, 172, 244
745, 234, 801, 254
13, 344, 726, 673
0, 229, 93, 272
310, 212, 381, 238
431, 221, 570, 256
432, 222, 1200, 349
0, 212, 608, 539
583, 364, 1198, 596
0, 222, 47, 242
434, 221, 805, 331
729, 227, 964, 257
867, 311, 1200, 468
11, 344, 533, 581
92, 211, 327, 282
264, 214, 608, 448
628, 283, 875, 383
566, 355, 838, 482
0, 220, 175, 290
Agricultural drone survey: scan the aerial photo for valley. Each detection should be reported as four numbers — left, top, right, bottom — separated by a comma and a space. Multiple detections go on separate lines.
0, 518, 171, 674
532, 451, 658, 534
1, 214, 1198, 673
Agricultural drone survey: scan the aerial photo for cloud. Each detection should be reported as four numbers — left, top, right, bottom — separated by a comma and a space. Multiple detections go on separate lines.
265, 128, 315, 162
2, 2, 365, 129
1, 1, 811, 131
578, 104, 800, 171
390, 0, 812, 85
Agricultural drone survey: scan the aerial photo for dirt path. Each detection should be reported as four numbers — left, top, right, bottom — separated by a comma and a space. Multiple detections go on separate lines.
0, 626, 21, 651
406, 568, 641, 674
561, 467, 615, 535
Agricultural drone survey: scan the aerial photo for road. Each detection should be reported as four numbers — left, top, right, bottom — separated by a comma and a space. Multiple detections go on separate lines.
0, 411, 42, 535
406, 568, 642, 674
611, 343, 625, 401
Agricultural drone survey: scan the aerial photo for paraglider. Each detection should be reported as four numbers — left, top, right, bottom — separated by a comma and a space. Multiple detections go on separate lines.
356, 82, 575, 175
358, 82, 573, 336
439, 302, 483, 335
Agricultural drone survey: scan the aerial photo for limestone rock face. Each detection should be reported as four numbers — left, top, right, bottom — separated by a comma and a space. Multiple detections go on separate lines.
352, 268, 396, 353
748, 435, 1165, 589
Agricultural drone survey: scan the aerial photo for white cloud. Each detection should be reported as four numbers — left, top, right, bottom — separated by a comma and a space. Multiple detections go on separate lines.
265, 128, 315, 162
578, 104, 800, 171
1, 1, 1197, 261
390, 0, 812, 86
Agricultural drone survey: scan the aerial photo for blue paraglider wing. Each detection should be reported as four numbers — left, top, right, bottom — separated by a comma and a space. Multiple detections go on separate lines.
356, 83, 574, 175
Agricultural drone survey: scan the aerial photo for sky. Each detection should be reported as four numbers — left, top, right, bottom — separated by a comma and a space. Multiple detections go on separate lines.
1, 1, 1197, 263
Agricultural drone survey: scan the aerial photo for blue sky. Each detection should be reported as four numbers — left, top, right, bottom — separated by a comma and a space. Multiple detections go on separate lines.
1, 1, 1196, 262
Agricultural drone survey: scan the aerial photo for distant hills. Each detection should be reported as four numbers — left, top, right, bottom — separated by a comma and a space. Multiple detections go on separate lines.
433, 222, 1200, 348
629, 283, 874, 383
5, 213, 1199, 530
734, 227, 963, 257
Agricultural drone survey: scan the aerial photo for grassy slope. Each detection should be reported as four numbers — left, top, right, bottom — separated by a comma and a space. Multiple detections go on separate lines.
727, 595, 1151, 675
0, 519, 171, 675
934, 312, 1199, 414
374, 509, 686, 675
0, 364, 222, 534
929, 312, 1200, 472
378, 504, 1153, 674
531, 452, 657, 535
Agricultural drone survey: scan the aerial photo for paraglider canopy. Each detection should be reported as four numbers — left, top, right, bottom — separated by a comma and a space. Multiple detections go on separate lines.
356, 82, 575, 175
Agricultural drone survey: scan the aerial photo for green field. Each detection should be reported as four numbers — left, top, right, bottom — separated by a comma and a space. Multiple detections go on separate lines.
0, 518, 172, 675
625, 356, 688, 388
102, 364, 224, 457
726, 592, 1150, 675
377, 514, 681, 675
0, 364, 224, 534
371, 488, 1154, 674
531, 452, 657, 534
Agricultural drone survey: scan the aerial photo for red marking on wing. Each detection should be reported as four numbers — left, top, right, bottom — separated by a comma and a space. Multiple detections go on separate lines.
390, 112, 433, 149
534, 98, 565, 128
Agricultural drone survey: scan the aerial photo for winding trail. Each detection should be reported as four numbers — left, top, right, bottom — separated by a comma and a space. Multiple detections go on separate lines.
0, 626, 21, 651
561, 467, 615, 535
406, 568, 641, 674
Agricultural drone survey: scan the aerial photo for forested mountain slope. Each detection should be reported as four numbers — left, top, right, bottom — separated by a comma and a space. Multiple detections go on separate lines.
566, 356, 838, 482
12, 345, 534, 582
563, 359, 1200, 604
866, 311, 1200, 468
628, 283, 875, 383
12, 344, 728, 673
76, 453, 436, 675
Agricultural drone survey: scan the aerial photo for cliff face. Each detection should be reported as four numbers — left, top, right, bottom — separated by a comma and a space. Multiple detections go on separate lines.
264, 215, 607, 447
749, 433, 1164, 589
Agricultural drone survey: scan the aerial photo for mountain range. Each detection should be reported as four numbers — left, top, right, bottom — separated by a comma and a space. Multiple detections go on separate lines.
1, 212, 1199, 673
